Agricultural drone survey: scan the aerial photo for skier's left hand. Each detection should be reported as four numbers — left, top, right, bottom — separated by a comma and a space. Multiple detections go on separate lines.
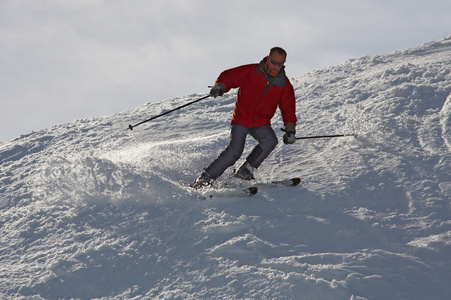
283, 123, 296, 144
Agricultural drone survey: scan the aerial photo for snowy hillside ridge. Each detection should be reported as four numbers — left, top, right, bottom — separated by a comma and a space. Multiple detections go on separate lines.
1, 36, 451, 299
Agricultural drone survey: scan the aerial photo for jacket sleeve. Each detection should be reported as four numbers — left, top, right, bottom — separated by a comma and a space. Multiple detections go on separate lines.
215, 64, 255, 92
279, 79, 297, 125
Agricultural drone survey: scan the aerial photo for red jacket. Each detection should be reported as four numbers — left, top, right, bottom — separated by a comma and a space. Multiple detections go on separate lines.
216, 58, 297, 128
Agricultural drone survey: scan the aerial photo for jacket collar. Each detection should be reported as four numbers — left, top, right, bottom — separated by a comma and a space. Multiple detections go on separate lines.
258, 57, 286, 78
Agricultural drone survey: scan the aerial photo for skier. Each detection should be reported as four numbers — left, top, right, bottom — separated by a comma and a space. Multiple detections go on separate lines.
191, 47, 297, 189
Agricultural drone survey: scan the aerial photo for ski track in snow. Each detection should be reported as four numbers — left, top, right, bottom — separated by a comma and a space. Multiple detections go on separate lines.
1, 37, 451, 299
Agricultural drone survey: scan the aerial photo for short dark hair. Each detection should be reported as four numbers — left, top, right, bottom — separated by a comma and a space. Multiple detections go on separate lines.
269, 47, 287, 58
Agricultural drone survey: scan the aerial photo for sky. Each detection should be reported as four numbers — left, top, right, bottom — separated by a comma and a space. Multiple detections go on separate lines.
1, 0, 451, 142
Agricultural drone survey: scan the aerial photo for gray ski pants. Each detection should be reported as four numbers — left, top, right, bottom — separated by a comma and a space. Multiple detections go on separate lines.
204, 124, 278, 179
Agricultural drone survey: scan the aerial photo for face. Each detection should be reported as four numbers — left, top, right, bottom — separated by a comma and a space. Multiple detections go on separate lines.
267, 52, 286, 74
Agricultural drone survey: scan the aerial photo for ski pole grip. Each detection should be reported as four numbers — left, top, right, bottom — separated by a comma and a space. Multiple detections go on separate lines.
281, 128, 296, 134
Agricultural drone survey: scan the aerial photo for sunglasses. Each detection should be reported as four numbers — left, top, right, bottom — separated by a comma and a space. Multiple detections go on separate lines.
269, 57, 284, 67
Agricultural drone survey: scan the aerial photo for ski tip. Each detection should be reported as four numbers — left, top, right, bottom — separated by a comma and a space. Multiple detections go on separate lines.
271, 177, 302, 186
291, 177, 301, 186
248, 186, 258, 195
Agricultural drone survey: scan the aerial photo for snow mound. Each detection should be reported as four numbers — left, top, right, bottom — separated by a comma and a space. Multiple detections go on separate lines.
1, 36, 451, 299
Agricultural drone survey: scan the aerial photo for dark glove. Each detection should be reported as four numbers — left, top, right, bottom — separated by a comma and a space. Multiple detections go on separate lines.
210, 83, 225, 98
283, 123, 296, 144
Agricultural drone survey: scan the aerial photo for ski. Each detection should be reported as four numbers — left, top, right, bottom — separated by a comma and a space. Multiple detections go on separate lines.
271, 177, 301, 186
193, 177, 300, 200
246, 177, 301, 192
201, 186, 258, 200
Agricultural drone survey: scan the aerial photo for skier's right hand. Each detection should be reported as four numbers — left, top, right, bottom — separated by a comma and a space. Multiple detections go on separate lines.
210, 83, 225, 98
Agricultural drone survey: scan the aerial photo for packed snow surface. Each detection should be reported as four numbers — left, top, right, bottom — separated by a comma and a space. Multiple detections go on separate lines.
1, 37, 451, 299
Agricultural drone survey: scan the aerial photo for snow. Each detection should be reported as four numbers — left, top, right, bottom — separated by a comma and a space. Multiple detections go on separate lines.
1, 36, 451, 299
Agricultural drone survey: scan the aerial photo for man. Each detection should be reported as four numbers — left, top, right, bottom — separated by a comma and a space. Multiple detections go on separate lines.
191, 47, 297, 189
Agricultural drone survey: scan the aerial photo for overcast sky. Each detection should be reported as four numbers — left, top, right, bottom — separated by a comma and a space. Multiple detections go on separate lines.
1, 0, 450, 142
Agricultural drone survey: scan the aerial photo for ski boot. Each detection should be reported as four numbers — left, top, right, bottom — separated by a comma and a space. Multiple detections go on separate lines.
191, 172, 214, 189
233, 161, 255, 181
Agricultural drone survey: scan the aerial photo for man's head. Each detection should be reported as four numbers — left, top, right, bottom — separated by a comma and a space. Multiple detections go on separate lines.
267, 47, 287, 75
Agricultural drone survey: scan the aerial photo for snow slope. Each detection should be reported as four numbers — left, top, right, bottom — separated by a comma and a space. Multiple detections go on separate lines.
1, 36, 451, 299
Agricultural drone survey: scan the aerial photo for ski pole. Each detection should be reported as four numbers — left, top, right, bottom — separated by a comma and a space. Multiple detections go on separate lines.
281, 129, 356, 140
295, 133, 357, 140
128, 94, 211, 130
